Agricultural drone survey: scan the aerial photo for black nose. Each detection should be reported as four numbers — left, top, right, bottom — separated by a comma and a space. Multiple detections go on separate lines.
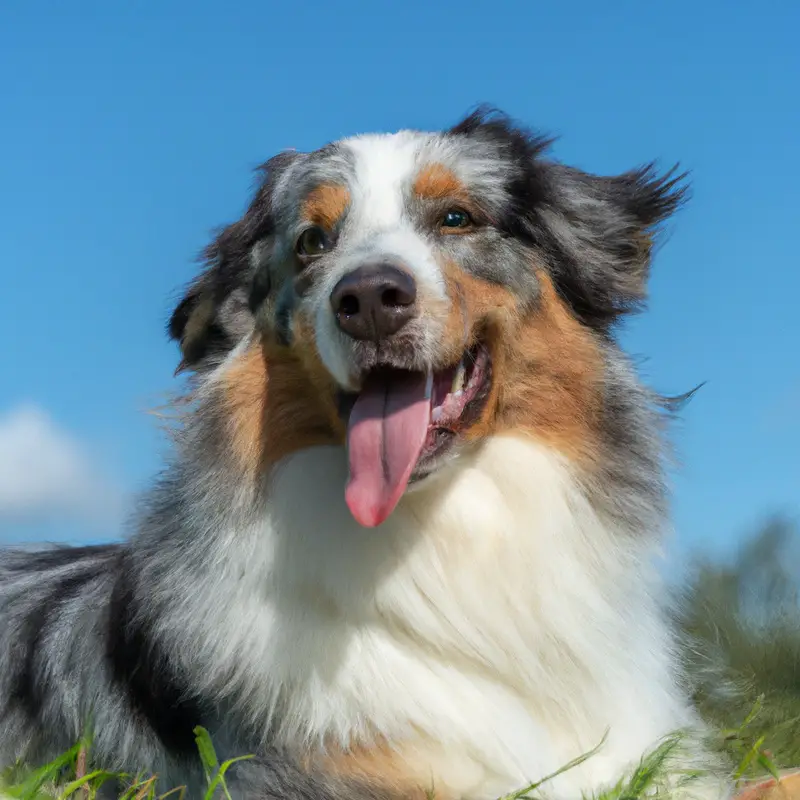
330, 263, 417, 341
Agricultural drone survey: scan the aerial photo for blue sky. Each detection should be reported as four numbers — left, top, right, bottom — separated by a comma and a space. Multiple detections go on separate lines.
0, 0, 797, 564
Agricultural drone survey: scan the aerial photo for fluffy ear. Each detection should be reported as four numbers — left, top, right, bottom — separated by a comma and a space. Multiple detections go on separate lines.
537, 162, 689, 327
449, 108, 689, 327
168, 151, 298, 372
168, 218, 258, 373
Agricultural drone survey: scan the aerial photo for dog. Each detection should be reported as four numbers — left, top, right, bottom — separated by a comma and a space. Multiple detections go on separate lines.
0, 109, 730, 799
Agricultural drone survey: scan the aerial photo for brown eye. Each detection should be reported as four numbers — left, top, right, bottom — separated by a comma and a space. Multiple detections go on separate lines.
440, 209, 472, 231
296, 226, 330, 257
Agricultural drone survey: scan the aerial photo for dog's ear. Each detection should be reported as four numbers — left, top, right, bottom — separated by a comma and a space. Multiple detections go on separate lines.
168, 219, 257, 373
449, 108, 689, 327
168, 152, 298, 373
538, 162, 689, 327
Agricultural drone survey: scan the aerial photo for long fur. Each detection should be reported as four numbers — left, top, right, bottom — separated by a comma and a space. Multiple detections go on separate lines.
1, 109, 730, 799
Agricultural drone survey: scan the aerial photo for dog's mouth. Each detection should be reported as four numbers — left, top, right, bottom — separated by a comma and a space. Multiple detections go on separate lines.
338, 343, 492, 527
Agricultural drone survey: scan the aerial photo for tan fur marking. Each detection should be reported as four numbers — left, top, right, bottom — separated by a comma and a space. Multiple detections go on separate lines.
314, 739, 450, 799
442, 262, 601, 463
221, 332, 343, 479
439, 259, 517, 366
737, 772, 800, 800
497, 271, 602, 462
413, 163, 464, 200
181, 293, 214, 357
302, 183, 350, 230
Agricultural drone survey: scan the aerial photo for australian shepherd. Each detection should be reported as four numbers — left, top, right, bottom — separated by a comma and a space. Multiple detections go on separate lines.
0, 109, 729, 799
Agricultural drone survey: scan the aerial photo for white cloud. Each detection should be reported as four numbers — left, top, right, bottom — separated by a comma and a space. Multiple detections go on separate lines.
0, 405, 126, 530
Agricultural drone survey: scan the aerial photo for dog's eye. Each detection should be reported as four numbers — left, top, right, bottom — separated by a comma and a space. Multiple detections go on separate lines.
296, 227, 330, 257
440, 209, 472, 230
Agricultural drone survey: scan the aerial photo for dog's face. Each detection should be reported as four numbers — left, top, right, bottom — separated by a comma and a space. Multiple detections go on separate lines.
170, 110, 685, 527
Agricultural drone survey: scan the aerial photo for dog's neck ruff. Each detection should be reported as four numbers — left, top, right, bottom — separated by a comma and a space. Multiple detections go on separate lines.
156, 435, 691, 798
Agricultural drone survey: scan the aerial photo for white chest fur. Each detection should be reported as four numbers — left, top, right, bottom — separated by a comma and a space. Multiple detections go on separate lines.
169, 436, 703, 798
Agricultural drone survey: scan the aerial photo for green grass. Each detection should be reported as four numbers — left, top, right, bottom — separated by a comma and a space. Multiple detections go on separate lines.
2, 518, 798, 799
0, 727, 252, 800
0, 715, 785, 800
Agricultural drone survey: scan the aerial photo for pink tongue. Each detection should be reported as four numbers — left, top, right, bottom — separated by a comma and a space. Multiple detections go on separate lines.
345, 371, 432, 528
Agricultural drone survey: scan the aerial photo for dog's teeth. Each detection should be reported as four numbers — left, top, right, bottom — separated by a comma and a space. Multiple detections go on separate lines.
451, 361, 466, 395
431, 407, 443, 423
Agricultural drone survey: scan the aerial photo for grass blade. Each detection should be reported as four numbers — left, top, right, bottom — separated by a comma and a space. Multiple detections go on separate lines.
499, 731, 609, 799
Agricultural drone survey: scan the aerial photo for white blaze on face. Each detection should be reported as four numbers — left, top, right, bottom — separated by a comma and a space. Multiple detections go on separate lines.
343, 132, 447, 299
312, 132, 448, 390
348, 133, 417, 229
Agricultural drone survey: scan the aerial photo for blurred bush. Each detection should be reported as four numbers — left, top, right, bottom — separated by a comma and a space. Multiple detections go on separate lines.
678, 516, 800, 764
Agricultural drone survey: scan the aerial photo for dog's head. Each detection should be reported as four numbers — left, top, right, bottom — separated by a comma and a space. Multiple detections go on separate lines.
169, 109, 686, 527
